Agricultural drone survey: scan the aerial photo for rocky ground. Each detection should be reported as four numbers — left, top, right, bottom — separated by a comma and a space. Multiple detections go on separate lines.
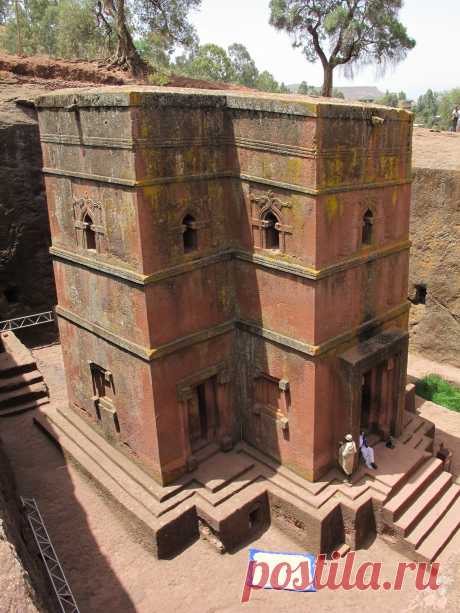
409, 129, 460, 368
0, 52, 253, 93
0, 445, 48, 613
0, 343, 460, 612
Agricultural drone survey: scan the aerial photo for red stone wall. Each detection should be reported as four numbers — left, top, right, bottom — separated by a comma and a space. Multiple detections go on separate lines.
57, 317, 161, 475
37, 89, 413, 484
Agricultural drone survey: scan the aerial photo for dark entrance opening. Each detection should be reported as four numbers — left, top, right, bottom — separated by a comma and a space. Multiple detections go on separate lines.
182, 214, 197, 253
413, 284, 427, 305
361, 371, 372, 431
4, 285, 19, 304
83, 214, 96, 250
249, 505, 261, 530
362, 209, 373, 245
197, 383, 208, 441
263, 211, 280, 250
188, 377, 218, 452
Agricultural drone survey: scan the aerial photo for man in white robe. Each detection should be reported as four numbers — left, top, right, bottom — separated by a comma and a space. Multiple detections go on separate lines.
360, 433, 377, 469
338, 434, 357, 480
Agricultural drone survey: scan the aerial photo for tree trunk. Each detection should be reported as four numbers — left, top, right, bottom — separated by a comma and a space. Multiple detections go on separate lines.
321, 63, 334, 97
110, 0, 145, 75
14, 0, 22, 55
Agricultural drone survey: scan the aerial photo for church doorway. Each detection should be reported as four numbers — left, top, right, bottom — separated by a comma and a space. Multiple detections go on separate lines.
187, 377, 219, 452
360, 370, 373, 431
359, 359, 399, 436
340, 331, 409, 442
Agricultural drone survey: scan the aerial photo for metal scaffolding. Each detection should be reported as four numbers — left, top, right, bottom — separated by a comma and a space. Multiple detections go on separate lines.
21, 497, 80, 613
0, 311, 54, 332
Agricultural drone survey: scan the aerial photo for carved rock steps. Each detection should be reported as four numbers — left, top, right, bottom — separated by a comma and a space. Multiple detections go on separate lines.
0, 333, 49, 416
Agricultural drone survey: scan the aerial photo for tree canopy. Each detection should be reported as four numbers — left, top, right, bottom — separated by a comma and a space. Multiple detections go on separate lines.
0, 0, 201, 73
228, 42, 258, 87
376, 89, 407, 108
269, 0, 415, 96
297, 80, 344, 98
178, 43, 234, 82
174, 42, 290, 93
0, 0, 111, 57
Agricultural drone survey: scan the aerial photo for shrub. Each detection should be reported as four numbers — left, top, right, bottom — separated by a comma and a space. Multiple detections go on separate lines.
415, 374, 460, 412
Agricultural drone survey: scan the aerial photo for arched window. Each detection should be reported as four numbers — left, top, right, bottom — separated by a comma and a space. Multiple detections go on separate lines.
362, 209, 373, 245
83, 213, 96, 250
263, 211, 280, 250
182, 214, 197, 253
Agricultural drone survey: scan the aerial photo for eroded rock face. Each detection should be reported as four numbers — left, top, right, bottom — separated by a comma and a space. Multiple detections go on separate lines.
0, 441, 50, 612
409, 167, 460, 367
0, 86, 56, 321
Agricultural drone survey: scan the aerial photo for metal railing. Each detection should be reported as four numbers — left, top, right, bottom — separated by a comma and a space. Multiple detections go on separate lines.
0, 311, 54, 332
21, 497, 80, 613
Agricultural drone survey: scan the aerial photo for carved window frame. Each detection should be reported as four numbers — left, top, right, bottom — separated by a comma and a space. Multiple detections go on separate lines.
170, 200, 211, 257
73, 195, 106, 254
87, 360, 119, 434
252, 369, 290, 430
250, 190, 293, 253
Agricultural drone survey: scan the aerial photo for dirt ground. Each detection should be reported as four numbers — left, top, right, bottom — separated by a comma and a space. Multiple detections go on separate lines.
0, 52, 253, 94
0, 343, 459, 612
412, 128, 460, 171
409, 353, 460, 388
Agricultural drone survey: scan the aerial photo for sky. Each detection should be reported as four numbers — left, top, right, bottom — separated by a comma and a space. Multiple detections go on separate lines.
187, 0, 459, 99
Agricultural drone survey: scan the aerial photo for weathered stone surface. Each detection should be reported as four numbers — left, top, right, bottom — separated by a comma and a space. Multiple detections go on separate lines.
37, 87, 412, 486
0, 84, 56, 321
0, 439, 51, 612
409, 161, 460, 368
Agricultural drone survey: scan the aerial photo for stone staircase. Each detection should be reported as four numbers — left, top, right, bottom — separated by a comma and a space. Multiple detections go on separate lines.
33, 397, 460, 562
0, 332, 49, 416
400, 410, 435, 454
380, 418, 460, 562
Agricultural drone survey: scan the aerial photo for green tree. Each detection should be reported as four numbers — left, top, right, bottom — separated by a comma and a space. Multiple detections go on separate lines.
255, 70, 280, 92
113, 0, 200, 73
437, 89, 460, 130
377, 90, 399, 107
1, 0, 60, 56
297, 80, 344, 98
415, 89, 439, 127
0, 0, 201, 75
228, 42, 258, 87
0, 0, 113, 58
269, 0, 415, 97
298, 81, 321, 95
0, 0, 9, 24
136, 31, 171, 68
177, 43, 234, 82
56, 0, 112, 59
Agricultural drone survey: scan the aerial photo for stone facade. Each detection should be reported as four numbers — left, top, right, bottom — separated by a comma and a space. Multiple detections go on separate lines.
36, 87, 413, 485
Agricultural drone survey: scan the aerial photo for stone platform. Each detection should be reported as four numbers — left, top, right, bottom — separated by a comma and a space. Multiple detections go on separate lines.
0, 331, 49, 416
34, 404, 460, 562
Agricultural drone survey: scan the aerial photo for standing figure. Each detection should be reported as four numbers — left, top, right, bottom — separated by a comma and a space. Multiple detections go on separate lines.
338, 434, 357, 481
360, 432, 378, 469
452, 105, 459, 133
